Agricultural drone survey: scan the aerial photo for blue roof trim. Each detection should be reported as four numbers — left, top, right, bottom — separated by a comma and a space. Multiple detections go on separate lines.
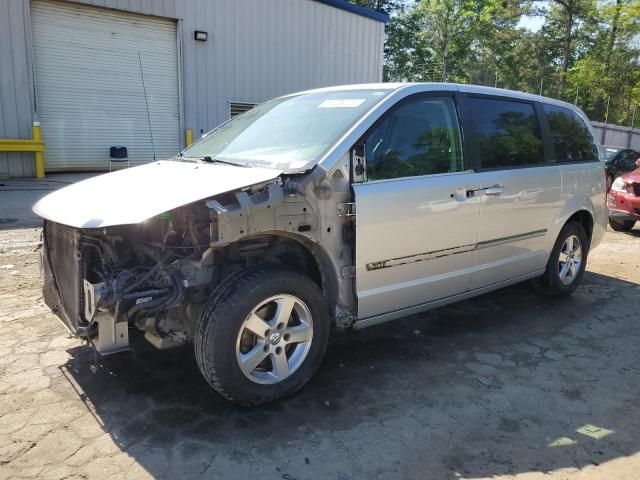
313, 0, 390, 23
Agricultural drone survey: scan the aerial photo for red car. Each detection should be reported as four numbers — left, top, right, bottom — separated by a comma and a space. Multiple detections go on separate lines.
608, 165, 640, 231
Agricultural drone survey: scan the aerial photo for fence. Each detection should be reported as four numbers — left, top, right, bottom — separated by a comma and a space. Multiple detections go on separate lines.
592, 121, 640, 150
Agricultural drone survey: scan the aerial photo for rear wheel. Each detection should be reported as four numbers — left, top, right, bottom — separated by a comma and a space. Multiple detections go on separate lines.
194, 267, 330, 406
533, 222, 589, 296
609, 218, 635, 232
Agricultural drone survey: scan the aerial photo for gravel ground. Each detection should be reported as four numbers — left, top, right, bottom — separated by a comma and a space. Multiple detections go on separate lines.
0, 226, 639, 480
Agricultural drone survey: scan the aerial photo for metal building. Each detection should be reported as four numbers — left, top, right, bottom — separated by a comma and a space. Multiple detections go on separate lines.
0, 0, 387, 178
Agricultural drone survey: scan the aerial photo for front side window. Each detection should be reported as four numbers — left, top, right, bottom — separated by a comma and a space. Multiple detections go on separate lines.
180, 89, 391, 171
543, 104, 599, 163
467, 97, 544, 169
364, 97, 464, 181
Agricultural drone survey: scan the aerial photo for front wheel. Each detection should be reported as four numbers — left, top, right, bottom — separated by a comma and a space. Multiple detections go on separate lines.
609, 218, 635, 232
533, 222, 589, 296
195, 267, 330, 406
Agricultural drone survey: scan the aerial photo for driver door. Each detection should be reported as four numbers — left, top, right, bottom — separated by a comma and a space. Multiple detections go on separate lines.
353, 94, 481, 321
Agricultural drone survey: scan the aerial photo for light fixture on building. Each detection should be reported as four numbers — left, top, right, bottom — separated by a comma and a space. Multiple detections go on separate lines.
194, 31, 208, 42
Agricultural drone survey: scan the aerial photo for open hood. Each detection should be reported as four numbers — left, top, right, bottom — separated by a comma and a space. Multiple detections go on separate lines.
33, 160, 282, 228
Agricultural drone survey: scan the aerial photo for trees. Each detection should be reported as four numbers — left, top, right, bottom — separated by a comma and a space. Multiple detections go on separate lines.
566, 0, 640, 122
382, 0, 532, 83
543, 0, 595, 96
349, 0, 403, 14
349, 0, 640, 125
412, 0, 476, 82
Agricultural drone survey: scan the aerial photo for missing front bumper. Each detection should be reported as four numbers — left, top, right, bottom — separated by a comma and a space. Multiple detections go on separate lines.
41, 221, 85, 334
84, 279, 130, 355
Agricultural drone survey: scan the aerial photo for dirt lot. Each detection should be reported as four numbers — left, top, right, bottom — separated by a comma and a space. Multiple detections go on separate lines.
1, 226, 639, 480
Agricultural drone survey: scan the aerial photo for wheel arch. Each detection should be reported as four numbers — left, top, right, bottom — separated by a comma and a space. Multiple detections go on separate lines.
552, 191, 600, 250
566, 209, 594, 241
223, 231, 342, 311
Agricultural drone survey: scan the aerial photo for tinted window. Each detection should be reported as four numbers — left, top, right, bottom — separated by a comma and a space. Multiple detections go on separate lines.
605, 147, 622, 162
364, 97, 463, 180
617, 150, 639, 170
543, 104, 599, 163
467, 97, 544, 169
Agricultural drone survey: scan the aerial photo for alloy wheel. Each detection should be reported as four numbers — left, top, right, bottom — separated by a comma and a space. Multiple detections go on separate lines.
558, 234, 582, 286
235, 294, 313, 384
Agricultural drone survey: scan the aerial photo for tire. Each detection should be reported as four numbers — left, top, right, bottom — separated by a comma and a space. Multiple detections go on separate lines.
533, 222, 589, 296
609, 218, 635, 232
195, 267, 330, 406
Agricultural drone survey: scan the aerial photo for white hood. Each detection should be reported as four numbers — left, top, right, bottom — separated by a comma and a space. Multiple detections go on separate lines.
33, 160, 282, 228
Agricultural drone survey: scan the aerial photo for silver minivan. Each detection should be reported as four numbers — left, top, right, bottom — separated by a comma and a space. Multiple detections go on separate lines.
34, 83, 607, 405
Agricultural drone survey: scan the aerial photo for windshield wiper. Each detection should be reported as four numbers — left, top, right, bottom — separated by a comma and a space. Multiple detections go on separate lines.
200, 156, 248, 167
179, 156, 247, 167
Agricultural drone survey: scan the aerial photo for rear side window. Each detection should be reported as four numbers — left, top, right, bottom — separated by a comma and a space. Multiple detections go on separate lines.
466, 97, 544, 169
543, 105, 599, 163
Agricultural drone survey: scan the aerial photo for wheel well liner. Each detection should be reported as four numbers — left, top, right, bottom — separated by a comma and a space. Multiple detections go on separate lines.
567, 210, 594, 240
227, 232, 340, 306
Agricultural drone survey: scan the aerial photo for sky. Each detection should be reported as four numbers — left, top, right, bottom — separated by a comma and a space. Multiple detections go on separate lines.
518, 0, 549, 32
518, 15, 546, 32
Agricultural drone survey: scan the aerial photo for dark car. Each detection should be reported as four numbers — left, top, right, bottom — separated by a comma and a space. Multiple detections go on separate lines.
604, 146, 640, 190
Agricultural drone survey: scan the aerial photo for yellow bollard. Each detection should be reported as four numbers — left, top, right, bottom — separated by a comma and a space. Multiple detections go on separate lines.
32, 122, 45, 178
185, 128, 193, 147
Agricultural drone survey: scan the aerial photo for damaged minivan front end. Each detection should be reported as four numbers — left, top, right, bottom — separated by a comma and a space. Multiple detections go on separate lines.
34, 86, 395, 405
37, 158, 355, 355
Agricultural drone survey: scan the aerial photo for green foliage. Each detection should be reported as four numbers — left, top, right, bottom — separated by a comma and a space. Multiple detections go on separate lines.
367, 127, 461, 179
349, 0, 640, 125
477, 110, 544, 166
349, 0, 403, 13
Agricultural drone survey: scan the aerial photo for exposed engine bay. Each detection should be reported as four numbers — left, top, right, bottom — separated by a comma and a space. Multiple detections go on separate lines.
41, 170, 355, 355
80, 200, 210, 352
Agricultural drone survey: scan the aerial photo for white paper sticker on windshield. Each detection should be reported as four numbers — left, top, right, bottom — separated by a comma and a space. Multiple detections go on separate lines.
318, 99, 366, 109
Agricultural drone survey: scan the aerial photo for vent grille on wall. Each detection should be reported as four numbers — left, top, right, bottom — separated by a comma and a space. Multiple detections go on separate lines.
229, 102, 257, 118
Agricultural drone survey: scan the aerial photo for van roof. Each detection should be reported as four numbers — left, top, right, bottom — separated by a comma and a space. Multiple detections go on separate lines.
297, 82, 585, 117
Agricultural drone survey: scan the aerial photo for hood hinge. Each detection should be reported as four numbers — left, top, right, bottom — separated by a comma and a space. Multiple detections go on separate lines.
337, 202, 355, 218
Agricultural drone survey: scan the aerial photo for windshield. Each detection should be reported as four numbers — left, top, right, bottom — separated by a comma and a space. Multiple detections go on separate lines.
605, 147, 622, 161
180, 89, 391, 171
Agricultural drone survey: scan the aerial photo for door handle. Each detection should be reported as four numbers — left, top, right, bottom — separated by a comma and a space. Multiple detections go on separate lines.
483, 184, 505, 196
463, 185, 505, 198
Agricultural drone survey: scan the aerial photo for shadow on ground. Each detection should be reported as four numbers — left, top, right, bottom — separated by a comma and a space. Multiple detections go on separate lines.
60, 271, 640, 479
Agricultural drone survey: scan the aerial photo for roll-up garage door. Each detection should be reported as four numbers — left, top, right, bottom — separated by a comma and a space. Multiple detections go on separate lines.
31, 0, 181, 171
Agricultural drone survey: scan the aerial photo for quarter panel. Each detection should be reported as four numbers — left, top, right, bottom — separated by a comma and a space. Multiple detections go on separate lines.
554, 162, 607, 250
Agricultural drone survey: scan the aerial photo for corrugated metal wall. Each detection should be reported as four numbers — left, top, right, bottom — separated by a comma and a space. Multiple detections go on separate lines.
31, 0, 182, 170
0, 0, 36, 178
0, 0, 385, 177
